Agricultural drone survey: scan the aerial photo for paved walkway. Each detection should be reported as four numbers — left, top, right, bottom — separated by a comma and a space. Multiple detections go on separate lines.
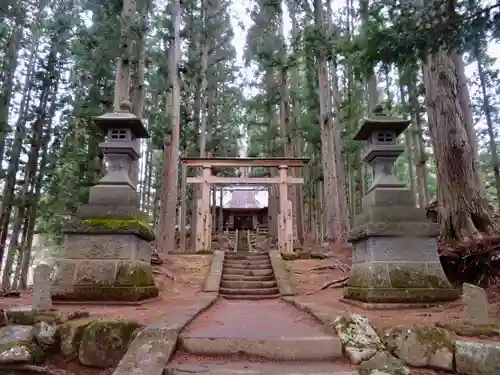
167, 299, 357, 375
182, 299, 329, 339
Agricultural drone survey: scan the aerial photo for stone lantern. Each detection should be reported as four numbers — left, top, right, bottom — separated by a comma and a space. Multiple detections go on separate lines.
50, 103, 158, 303
344, 106, 458, 305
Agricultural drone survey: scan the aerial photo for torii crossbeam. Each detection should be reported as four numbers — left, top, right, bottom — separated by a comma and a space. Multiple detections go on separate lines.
181, 157, 309, 253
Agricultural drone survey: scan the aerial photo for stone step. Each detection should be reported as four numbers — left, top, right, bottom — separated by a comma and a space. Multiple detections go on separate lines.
225, 253, 269, 260
223, 263, 272, 271
166, 361, 357, 375
179, 336, 343, 361
221, 274, 275, 282
222, 268, 274, 277
224, 259, 271, 266
220, 280, 277, 289
219, 287, 280, 296
221, 294, 280, 300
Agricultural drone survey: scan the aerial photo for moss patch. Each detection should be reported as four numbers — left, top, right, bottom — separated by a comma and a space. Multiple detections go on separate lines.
115, 263, 154, 287
281, 252, 299, 261
5, 310, 89, 325
52, 285, 159, 302
384, 325, 455, 357
388, 265, 451, 289
344, 286, 459, 303
58, 318, 95, 358
436, 322, 500, 337
0, 341, 46, 364
78, 320, 142, 368
64, 218, 155, 241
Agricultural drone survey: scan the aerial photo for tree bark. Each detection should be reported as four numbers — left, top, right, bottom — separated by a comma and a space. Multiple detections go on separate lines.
422, 48, 494, 242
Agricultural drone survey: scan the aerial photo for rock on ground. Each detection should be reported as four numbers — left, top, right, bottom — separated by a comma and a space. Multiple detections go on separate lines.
382, 325, 454, 371
78, 320, 142, 368
333, 314, 383, 364
358, 351, 410, 375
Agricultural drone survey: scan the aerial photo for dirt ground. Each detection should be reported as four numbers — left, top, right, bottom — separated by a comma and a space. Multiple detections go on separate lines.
2, 251, 500, 375
0, 255, 212, 375
285, 248, 500, 341
0, 254, 212, 325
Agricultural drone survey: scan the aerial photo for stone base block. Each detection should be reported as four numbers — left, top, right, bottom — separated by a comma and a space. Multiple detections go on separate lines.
343, 286, 459, 303
344, 260, 459, 303
51, 258, 158, 302
51, 285, 158, 302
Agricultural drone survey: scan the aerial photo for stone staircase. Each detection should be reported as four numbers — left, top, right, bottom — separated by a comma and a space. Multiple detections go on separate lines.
166, 299, 353, 375
219, 252, 280, 300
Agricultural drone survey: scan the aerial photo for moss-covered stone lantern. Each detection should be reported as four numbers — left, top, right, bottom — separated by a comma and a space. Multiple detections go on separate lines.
50, 102, 159, 303
343, 105, 458, 305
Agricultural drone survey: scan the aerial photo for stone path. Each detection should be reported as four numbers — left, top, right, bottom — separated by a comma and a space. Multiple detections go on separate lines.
219, 252, 280, 300
166, 299, 356, 375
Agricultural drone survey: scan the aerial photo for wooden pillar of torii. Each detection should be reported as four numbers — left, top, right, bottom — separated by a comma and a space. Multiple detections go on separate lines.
181, 157, 309, 253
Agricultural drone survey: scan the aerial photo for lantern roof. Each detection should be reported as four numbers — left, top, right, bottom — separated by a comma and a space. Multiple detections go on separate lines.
353, 105, 411, 141
93, 101, 150, 138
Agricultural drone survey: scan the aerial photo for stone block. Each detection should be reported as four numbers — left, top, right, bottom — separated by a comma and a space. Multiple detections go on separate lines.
455, 340, 500, 375
362, 187, 415, 208
346, 242, 458, 303
60, 234, 150, 262
51, 259, 157, 302
355, 206, 428, 225
348, 221, 440, 242
76, 204, 142, 220
88, 184, 139, 206
462, 283, 489, 326
352, 237, 438, 264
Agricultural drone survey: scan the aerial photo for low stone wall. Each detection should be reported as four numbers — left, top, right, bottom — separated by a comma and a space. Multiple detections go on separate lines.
284, 296, 500, 375
269, 250, 295, 296
203, 250, 224, 293
113, 293, 218, 375
0, 307, 141, 370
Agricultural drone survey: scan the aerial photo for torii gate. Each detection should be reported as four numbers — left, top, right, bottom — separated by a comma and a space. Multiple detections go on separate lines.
181, 157, 309, 253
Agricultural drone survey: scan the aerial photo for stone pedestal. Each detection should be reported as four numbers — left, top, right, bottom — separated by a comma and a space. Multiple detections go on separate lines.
344, 190, 458, 303
51, 219, 158, 301
344, 106, 458, 304
50, 105, 158, 302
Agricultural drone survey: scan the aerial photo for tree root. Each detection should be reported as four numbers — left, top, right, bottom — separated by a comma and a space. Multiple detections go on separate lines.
308, 263, 350, 273
306, 276, 349, 295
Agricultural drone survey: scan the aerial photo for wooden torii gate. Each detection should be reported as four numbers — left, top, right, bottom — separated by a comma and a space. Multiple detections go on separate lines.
181, 157, 309, 253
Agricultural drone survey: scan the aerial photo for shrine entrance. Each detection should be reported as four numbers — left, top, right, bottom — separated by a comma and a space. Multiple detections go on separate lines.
180, 157, 309, 253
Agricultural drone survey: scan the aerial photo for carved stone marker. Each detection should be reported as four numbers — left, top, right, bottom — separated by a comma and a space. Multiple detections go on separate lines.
463, 283, 489, 325
32, 264, 53, 312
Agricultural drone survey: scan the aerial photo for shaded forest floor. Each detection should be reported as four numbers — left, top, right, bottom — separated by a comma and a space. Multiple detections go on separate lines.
286, 245, 500, 343
0, 255, 212, 375
0, 254, 212, 324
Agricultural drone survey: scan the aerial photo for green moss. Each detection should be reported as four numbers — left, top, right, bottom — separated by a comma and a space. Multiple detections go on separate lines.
0, 341, 46, 364
58, 318, 95, 358
412, 325, 455, 355
281, 252, 299, 261
436, 322, 500, 337
115, 263, 154, 287
344, 286, 459, 303
72, 218, 155, 241
389, 266, 450, 289
52, 285, 159, 302
78, 320, 143, 368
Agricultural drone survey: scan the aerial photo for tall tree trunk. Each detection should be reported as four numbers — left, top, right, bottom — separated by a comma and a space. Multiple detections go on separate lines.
314, 0, 342, 245
422, 48, 493, 242
159, 0, 182, 252
359, 0, 378, 111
